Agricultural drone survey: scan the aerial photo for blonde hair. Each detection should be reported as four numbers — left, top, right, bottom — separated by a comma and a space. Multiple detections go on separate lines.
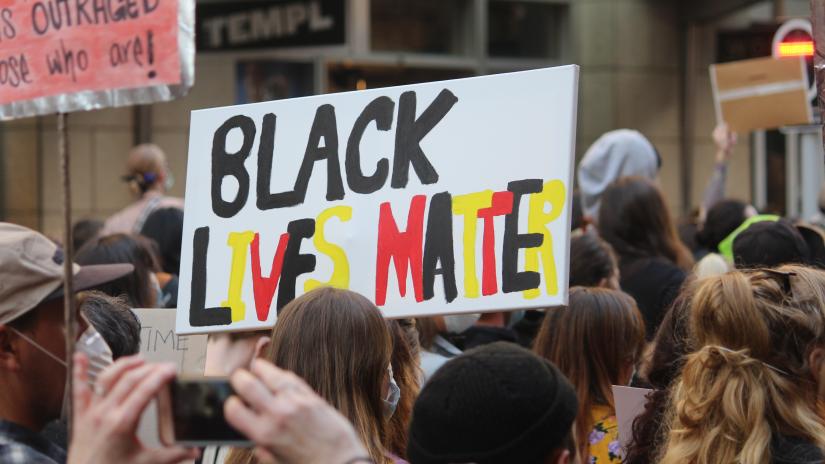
659, 265, 825, 464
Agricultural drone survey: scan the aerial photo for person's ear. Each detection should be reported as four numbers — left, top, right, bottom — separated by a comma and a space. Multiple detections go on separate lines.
555, 449, 570, 464
0, 326, 23, 371
253, 336, 270, 359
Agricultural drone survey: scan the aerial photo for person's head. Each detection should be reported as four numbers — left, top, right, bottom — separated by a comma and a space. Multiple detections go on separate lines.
693, 252, 730, 279
229, 288, 393, 464
660, 266, 825, 464
386, 319, 421, 459
408, 342, 578, 464
72, 219, 103, 252
123, 143, 172, 196
598, 176, 693, 270
577, 129, 659, 221
732, 219, 810, 269
797, 223, 825, 269
533, 287, 645, 459
415, 317, 440, 351
78, 291, 140, 359
569, 233, 619, 288
140, 207, 184, 275
204, 329, 271, 377
0, 223, 131, 430
696, 199, 754, 253
76, 233, 159, 308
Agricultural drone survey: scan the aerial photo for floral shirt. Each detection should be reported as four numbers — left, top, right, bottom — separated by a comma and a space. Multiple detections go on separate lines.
588, 405, 622, 463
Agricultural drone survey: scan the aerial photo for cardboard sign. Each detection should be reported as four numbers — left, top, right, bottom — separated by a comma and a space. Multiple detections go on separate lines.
612, 385, 653, 454
132, 308, 207, 374
133, 307, 207, 449
710, 56, 812, 132
0, 0, 194, 119
178, 66, 579, 334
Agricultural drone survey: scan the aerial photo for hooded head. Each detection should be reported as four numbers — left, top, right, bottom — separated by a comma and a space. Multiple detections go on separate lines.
577, 129, 659, 221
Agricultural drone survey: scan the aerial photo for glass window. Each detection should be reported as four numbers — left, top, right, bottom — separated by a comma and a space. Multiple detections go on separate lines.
371, 0, 473, 55
488, 1, 568, 59
327, 64, 474, 93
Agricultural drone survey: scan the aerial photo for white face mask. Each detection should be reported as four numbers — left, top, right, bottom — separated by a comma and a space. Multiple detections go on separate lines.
11, 323, 113, 420
443, 313, 480, 334
11, 323, 113, 375
164, 169, 175, 191
383, 365, 400, 419
149, 273, 164, 307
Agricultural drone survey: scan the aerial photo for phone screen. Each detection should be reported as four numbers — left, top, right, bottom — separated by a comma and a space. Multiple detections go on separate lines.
165, 378, 250, 446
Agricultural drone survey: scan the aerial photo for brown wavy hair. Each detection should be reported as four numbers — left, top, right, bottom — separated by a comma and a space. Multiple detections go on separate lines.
226, 287, 393, 464
598, 176, 693, 271
533, 286, 646, 460
385, 319, 421, 459
660, 266, 825, 464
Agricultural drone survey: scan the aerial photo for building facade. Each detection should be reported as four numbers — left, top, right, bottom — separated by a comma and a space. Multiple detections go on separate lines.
0, 0, 815, 237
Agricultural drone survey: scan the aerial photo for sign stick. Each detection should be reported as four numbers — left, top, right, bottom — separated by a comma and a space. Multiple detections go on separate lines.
58, 112, 76, 437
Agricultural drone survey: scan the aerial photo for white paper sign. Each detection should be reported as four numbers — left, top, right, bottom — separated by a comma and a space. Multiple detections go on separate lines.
133, 308, 207, 450
612, 385, 653, 454
133, 308, 207, 374
178, 66, 579, 334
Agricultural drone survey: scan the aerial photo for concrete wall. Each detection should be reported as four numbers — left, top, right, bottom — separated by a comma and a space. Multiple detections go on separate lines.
571, 0, 684, 214
569, 0, 796, 215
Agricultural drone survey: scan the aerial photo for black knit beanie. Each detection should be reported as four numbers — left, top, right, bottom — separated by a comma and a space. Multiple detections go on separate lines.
407, 342, 578, 464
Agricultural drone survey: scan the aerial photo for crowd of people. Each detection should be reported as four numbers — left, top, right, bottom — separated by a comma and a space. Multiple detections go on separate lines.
4, 124, 825, 464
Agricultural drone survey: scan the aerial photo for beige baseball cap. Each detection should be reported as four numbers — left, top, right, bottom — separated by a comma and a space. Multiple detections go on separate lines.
0, 223, 133, 325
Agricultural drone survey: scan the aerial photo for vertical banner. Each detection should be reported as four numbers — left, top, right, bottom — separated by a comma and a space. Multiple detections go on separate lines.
177, 66, 579, 334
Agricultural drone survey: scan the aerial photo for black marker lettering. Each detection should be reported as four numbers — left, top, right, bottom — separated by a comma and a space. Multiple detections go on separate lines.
423, 192, 457, 302
277, 219, 317, 311
392, 89, 458, 188
189, 227, 232, 327
346, 96, 394, 194
211, 115, 255, 218
502, 179, 543, 293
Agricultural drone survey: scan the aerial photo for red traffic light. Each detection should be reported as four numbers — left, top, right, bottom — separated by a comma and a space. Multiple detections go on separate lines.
777, 40, 815, 57
773, 19, 814, 59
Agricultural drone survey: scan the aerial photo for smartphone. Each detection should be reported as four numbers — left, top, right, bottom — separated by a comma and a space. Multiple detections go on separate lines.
157, 377, 252, 447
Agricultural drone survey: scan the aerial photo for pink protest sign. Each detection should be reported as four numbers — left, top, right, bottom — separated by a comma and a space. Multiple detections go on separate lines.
0, 0, 194, 119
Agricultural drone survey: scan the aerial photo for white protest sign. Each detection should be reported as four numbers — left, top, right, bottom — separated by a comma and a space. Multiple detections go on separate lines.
612, 385, 653, 454
133, 308, 206, 449
178, 66, 579, 334
133, 308, 207, 373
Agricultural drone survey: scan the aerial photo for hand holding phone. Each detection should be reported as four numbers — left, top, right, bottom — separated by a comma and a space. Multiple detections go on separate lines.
157, 377, 252, 447
67, 354, 199, 464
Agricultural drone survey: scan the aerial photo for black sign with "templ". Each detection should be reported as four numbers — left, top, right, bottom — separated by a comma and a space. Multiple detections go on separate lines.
196, 0, 345, 51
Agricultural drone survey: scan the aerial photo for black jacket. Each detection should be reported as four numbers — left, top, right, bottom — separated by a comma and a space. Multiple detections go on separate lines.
619, 255, 686, 339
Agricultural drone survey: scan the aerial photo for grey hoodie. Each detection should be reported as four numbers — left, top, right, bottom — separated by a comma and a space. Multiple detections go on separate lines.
577, 129, 659, 220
